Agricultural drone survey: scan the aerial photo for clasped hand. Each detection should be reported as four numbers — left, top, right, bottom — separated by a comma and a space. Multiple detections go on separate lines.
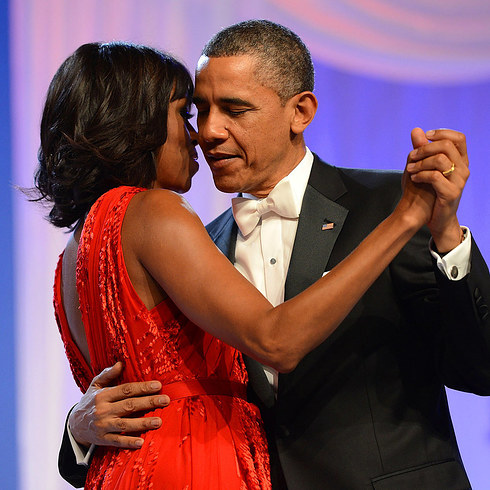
402, 127, 468, 253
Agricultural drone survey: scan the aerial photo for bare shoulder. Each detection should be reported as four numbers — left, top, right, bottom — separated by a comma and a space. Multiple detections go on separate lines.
131, 188, 195, 214
127, 188, 200, 228
123, 188, 206, 253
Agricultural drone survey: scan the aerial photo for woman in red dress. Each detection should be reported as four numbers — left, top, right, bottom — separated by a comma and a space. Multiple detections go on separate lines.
35, 42, 433, 488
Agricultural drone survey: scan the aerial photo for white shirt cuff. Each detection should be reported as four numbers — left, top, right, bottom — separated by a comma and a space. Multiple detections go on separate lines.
67, 422, 95, 466
430, 227, 471, 281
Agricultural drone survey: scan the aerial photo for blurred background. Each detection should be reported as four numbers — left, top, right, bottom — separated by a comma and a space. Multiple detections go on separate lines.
1, 0, 489, 488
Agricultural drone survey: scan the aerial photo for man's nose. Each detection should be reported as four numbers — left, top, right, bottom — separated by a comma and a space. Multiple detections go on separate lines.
198, 110, 228, 143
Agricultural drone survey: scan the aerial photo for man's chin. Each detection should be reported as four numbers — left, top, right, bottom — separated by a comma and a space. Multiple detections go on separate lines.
212, 176, 243, 194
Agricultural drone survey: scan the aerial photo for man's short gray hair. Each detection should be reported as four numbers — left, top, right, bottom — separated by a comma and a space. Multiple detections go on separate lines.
202, 19, 315, 103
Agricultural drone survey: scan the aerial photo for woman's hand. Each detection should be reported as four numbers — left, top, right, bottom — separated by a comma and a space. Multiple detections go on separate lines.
398, 127, 436, 229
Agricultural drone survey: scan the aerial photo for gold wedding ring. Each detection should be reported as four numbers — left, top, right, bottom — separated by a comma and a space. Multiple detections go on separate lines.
442, 163, 455, 176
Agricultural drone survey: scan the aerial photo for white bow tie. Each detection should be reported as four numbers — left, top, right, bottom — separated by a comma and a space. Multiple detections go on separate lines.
232, 179, 300, 236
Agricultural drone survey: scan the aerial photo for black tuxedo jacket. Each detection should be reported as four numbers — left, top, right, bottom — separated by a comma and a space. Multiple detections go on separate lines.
206, 156, 490, 490
59, 156, 490, 489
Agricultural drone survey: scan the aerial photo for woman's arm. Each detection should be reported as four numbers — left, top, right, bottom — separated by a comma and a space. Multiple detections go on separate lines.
124, 173, 432, 373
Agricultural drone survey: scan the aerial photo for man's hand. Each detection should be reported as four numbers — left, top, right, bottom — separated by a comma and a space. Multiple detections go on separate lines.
406, 128, 469, 252
68, 362, 169, 448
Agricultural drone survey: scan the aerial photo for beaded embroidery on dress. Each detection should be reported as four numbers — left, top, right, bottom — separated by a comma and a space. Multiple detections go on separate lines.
54, 186, 271, 489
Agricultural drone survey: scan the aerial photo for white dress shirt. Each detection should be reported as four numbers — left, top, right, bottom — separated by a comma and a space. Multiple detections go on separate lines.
232, 148, 314, 391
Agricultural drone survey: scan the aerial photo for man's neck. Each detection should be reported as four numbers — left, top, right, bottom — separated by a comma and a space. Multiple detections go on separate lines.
250, 145, 307, 199
245, 148, 314, 212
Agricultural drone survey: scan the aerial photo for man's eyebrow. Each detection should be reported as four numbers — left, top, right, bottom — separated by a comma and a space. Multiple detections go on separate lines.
219, 97, 254, 107
192, 96, 254, 107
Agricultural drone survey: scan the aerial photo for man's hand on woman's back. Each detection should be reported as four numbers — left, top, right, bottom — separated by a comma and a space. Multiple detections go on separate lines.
69, 362, 169, 448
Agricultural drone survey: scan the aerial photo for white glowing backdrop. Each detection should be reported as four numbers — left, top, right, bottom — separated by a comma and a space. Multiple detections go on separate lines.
8, 0, 490, 488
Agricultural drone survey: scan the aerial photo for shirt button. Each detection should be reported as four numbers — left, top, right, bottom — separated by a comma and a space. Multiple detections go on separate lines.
450, 266, 458, 279
270, 258, 277, 265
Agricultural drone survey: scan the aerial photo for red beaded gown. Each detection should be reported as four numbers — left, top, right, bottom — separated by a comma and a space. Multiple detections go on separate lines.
54, 186, 271, 489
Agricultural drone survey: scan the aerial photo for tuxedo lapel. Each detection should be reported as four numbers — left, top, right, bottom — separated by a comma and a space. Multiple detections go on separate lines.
206, 208, 237, 262
285, 156, 349, 300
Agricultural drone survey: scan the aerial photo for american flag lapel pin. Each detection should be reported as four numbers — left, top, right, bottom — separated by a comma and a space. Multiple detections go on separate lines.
322, 220, 335, 231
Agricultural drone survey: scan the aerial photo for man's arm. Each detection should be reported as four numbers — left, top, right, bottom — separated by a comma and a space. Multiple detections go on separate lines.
434, 236, 490, 393
59, 408, 89, 488
58, 362, 170, 484
399, 128, 490, 393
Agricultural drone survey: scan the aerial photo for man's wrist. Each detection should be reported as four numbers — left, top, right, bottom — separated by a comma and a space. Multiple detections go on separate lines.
430, 226, 471, 280
430, 220, 464, 254
67, 419, 95, 465
433, 227, 466, 256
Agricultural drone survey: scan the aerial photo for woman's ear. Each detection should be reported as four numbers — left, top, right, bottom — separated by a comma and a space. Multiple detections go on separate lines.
289, 91, 318, 135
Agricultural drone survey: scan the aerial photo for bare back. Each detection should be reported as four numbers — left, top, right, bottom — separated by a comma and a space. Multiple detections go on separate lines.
61, 227, 91, 365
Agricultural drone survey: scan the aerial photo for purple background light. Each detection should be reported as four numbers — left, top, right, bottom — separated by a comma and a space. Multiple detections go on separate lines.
3, 1, 489, 488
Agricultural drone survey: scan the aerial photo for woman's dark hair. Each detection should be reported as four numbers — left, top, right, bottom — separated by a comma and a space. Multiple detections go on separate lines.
34, 41, 193, 229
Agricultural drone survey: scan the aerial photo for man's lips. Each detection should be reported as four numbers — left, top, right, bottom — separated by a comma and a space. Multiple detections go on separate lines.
205, 153, 239, 168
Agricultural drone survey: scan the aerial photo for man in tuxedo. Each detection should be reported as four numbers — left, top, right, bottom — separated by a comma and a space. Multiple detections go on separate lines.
59, 20, 490, 489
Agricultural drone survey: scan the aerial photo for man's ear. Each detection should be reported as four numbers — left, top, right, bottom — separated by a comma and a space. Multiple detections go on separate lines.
289, 91, 318, 135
